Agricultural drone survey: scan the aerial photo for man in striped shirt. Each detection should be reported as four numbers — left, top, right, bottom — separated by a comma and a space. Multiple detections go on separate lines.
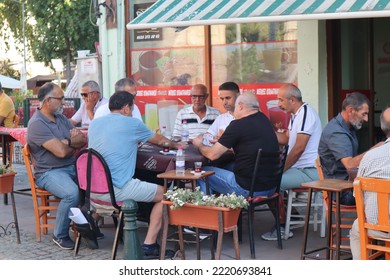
172, 84, 220, 141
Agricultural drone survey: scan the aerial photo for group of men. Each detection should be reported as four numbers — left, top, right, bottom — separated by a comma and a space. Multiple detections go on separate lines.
27, 76, 388, 260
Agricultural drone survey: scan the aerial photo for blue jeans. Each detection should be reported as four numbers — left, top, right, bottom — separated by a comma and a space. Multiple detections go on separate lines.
197, 166, 275, 198
35, 165, 79, 239
280, 167, 319, 191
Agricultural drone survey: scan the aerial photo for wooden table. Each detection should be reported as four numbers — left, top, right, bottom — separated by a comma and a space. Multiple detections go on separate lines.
300, 179, 353, 260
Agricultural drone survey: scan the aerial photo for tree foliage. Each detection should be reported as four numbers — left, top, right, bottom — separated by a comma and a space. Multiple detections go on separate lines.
0, 0, 98, 82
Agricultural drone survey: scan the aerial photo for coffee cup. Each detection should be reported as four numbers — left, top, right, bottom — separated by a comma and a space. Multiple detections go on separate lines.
194, 162, 202, 174
139, 50, 164, 85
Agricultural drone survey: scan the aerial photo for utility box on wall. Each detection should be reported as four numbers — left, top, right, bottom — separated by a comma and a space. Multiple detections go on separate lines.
76, 56, 103, 93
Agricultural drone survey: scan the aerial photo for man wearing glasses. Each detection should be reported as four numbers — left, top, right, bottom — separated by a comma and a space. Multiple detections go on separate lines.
70, 80, 108, 127
94, 78, 143, 121
27, 82, 87, 250
172, 84, 220, 141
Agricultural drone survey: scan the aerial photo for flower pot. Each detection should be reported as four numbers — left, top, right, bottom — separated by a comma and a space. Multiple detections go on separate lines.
0, 172, 16, 194
162, 200, 241, 232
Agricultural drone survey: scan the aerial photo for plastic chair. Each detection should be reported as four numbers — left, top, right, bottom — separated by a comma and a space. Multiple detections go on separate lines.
22, 144, 60, 242
74, 148, 123, 260
353, 177, 390, 260
315, 157, 356, 256
239, 145, 288, 259
284, 175, 326, 239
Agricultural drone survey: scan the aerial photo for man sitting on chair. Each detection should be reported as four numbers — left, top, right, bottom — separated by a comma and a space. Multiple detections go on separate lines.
88, 91, 185, 258
349, 107, 390, 259
27, 82, 87, 250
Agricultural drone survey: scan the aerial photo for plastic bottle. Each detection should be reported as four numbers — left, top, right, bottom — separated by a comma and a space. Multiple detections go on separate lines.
181, 120, 189, 143
161, 125, 171, 139
175, 146, 185, 175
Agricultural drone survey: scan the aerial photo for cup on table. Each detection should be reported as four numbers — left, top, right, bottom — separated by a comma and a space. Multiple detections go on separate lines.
194, 161, 202, 174
163, 142, 170, 153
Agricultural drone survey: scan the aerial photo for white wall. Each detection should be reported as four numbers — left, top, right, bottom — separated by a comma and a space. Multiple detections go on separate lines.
297, 20, 328, 127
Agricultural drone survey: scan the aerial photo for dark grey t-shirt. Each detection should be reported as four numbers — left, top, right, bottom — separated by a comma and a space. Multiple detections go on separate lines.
318, 113, 358, 180
27, 109, 75, 178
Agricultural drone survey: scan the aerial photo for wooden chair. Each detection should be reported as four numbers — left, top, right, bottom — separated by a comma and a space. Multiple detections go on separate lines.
238, 145, 288, 259
315, 157, 356, 255
74, 148, 123, 260
22, 144, 60, 242
353, 177, 390, 260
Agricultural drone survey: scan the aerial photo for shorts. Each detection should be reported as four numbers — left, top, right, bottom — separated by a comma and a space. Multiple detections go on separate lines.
92, 178, 157, 203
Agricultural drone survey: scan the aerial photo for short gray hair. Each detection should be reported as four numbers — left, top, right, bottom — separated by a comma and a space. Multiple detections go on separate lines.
342, 92, 369, 111
281, 83, 302, 101
115, 78, 137, 91
380, 107, 390, 136
236, 93, 259, 109
82, 80, 101, 96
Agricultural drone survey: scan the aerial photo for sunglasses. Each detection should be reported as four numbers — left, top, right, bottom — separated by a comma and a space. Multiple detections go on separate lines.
80, 91, 97, 98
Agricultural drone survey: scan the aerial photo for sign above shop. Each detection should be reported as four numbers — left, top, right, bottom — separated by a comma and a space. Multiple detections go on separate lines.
133, 2, 163, 42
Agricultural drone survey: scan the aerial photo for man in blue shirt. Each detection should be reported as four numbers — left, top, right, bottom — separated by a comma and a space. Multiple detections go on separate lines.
89, 91, 183, 258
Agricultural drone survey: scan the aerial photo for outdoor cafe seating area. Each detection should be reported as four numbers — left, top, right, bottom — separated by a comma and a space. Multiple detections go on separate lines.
0, 121, 389, 260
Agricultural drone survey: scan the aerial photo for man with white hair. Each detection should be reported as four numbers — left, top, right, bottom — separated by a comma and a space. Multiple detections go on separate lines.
193, 93, 279, 197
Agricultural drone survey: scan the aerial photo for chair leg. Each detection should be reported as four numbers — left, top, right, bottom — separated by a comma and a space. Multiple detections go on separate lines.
111, 211, 123, 260
284, 190, 294, 240
274, 197, 283, 249
73, 232, 81, 257
237, 212, 243, 243
247, 206, 256, 259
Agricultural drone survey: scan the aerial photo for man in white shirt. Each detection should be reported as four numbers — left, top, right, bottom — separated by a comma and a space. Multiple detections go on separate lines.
172, 84, 220, 140
204, 82, 239, 145
94, 78, 142, 121
261, 84, 322, 241
70, 80, 107, 127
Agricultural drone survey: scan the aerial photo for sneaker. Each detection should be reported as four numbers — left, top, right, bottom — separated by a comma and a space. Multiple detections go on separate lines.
261, 226, 293, 241
183, 226, 210, 240
53, 235, 75, 250
96, 231, 105, 240
142, 243, 175, 259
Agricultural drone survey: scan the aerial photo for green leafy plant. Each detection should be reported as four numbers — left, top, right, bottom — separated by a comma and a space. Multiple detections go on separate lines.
0, 164, 16, 175
164, 187, 249, 210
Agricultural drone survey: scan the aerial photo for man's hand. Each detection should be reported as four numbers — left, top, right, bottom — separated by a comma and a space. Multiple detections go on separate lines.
192, 134, 203, 148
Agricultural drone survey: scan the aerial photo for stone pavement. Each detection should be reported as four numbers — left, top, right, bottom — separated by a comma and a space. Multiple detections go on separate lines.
0, 164, 330, 260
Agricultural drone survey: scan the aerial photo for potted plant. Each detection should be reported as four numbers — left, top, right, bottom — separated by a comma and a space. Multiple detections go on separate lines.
0, 164, 17, 194
162, 187, 248, 231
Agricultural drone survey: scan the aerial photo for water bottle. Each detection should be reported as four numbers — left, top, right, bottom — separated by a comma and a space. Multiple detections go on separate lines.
161, 125, 171, 139
175, 146, 185, 175
181, 120, 189, 143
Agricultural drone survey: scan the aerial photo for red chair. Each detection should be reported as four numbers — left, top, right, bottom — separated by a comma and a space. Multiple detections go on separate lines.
74, 148, 123, 260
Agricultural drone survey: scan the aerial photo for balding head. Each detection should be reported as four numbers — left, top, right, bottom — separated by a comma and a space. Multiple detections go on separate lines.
234, 93, 259, 119
380, 107, 390, 137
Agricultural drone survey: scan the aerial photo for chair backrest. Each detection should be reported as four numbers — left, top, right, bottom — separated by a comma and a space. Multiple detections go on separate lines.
315, 156, 329, 203
353, 177, 390, 259
13, 114, 19, 128
249, 145, 288, 196
75, 148, 120, 210
22, 144, 36, 189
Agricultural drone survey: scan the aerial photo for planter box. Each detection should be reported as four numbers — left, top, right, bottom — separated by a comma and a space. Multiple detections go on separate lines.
162, 200, 241, 232
0, 172, 16, 194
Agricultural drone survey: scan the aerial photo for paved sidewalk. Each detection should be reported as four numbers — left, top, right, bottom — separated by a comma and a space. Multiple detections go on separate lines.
0, 164, 329, 260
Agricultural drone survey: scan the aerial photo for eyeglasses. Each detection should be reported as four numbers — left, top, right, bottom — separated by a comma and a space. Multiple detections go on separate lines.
48, 96, 65, 101
80, 91, 97, 98
191, 95, 207, 99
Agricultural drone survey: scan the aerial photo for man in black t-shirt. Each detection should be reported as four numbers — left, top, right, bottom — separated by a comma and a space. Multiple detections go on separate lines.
193, 93, 279, 198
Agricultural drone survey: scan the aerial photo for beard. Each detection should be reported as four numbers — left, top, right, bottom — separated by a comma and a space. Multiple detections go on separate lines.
350, 119, 363, 130
54, 106, 64, 115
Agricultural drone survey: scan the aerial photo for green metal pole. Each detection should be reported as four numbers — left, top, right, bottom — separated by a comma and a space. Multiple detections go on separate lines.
122, 199, 143, 260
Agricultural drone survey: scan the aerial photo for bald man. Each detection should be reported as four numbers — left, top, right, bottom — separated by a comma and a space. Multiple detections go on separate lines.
172, 84, 220, 140
350, 107, 389, 259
